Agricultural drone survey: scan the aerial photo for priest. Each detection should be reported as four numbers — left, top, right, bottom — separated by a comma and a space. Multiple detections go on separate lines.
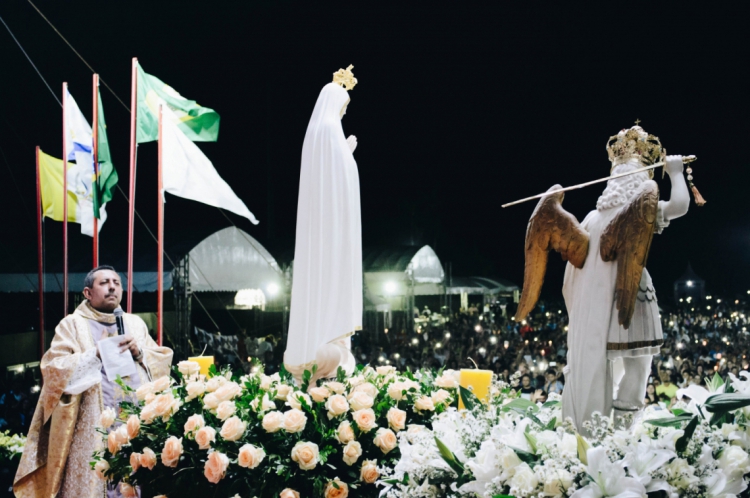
14, 266, 173, 497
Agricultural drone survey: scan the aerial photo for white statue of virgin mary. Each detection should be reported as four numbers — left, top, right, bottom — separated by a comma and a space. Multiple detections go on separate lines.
284, 68, 362, 382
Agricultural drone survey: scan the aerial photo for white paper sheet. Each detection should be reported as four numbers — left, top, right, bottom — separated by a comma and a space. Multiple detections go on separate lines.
98, 335, 137, 382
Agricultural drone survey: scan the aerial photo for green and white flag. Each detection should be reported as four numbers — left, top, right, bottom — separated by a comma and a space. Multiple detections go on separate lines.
94, 92, 118, 219
136, 62, 220, 143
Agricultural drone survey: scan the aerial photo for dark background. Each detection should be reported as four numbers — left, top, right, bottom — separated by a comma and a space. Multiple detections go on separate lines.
1, 1, 748, 308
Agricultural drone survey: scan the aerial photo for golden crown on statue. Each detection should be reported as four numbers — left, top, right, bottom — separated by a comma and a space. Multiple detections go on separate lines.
606, 123, 666, 171
333, 65, 358, 91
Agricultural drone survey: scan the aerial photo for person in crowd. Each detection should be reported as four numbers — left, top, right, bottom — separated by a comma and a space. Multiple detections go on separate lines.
519, 374, 536, 399
14, 266, 173, 498
644, 383, 658, 405
544, 368, 564, 395
656, 368, 679, 401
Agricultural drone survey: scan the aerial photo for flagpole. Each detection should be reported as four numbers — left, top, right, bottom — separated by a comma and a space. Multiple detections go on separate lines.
127, 58, 137, 312
92, 74, 99, 267
62, 82, 68, 315
157, 105, 164, 347
36, 146, 45, 359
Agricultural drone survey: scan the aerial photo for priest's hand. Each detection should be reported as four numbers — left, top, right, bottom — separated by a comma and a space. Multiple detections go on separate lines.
119, 334, 141, 358
347, 135, 357, 153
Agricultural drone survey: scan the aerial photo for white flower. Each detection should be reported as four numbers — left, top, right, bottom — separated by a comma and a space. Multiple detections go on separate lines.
664, 457, 699, 490
621, 442, 675, 493
286, 391, 312, 410
99, 407, 116, 429
509, 462, 539, 496
542, 468, 573, 498
719, 445, 750, 479
706, 468, 749, 498
571, 446, 646, 498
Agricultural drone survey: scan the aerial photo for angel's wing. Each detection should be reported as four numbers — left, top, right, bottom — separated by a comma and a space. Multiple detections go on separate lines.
515, 185, 589, 322
600, 180, 659, 329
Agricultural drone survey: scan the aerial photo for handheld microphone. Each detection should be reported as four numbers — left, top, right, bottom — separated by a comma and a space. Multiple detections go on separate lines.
114, 307, 126, 336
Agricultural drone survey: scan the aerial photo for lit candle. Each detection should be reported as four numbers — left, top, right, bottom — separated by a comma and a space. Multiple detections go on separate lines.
188, 355, 214, 376
459, 369, 493, 410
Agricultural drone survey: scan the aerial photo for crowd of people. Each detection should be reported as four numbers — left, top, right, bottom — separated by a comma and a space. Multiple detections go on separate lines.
4, 296, 749, 436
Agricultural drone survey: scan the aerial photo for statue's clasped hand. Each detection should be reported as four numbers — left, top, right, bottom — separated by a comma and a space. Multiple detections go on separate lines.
665, 155, 684, 176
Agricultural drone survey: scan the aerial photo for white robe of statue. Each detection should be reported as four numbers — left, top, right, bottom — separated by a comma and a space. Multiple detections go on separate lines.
284, 82, 362, 382
561, 156, 689, 430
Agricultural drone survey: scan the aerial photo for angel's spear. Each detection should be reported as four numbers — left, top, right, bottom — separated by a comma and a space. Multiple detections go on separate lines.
502, 155, 698, 208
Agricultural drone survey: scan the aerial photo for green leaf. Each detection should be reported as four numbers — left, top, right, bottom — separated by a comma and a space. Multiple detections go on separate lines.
507, 446, 539, 466
541, 400, 560, 409
644, 413, 695, 428
676, 415, 699, 454
459, 385, 480, 411
503, 398, 539, 413
524, 432, 538, 453
434, 436, 464, 475
707, 372, 725, 393
704, 393, 750, 414
493, 495, 515, 498
545, 417, 557, 431
576, 434, 589, 464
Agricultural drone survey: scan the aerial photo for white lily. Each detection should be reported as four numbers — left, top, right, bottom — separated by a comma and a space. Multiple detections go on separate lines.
706, 468, 748, 498
571, 447, 646, 498
622, 441, 675, 493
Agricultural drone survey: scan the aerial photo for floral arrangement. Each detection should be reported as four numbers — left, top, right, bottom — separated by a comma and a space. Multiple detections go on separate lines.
0, 430, 26, 466
93, 362, 460, 498
381, 372, 750, 498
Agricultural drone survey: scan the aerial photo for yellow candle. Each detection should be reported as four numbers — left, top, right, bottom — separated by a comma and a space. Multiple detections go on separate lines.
459, 369, 493, 410
188, 356, 214, 376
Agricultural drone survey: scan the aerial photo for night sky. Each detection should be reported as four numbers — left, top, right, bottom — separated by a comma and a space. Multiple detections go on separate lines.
1, 2, 748, 302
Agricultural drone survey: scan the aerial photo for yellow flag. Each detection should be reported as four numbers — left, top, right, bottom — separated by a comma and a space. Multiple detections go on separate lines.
39, 150, 80, 223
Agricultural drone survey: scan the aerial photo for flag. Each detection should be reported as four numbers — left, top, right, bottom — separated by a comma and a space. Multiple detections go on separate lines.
38, 150, 80, 223
136, 62, 220, 143
63, 89, 106, 235
93, 92, 118, 218
161, 107, 258, 224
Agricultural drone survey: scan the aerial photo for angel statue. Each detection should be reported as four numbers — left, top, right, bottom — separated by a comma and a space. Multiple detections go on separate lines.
514, 124, 690, 431
284, 66, 362, 385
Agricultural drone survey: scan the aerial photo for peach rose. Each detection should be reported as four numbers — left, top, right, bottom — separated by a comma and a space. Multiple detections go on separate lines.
107, 426, 129, 454
283, 409, 308, 433
324, 478, 349, 498
100, 407, 116, 429
140, 403, 157, 424
94, 459, 110, 480
414, 396, 435, 412
216, 401, 237, 421
336, 420, 355, 444
140, 447, 157, 470
360, 459, 379, 484
153, 375, 172, 393
204, 450, 230, 484
373, 428, 397, 454
250, 393, 276, 413
431, 389, 451, 405
352, 408, 378, 432
237, 443, 266, 469
348, 375, 365, 387
126, 414, 140, 439
206, 375, 228, 392
376, 365, 396, 376
308, 386, 331, 402
387, 382, 406, 401
324, 381, 346, 394
287, 391, 312, 410
203, 393, 219, 410
185, 381, 207, 401
184, 414, 205, 438
135, 382, 155, 401
120, 482, 137, 498
259, 375, 273, 390
280, 489, 300, 498
274, 383, 293, 400
214, 382, 242, 403
435, 370, 459, 389
129, 452, 141, 472
348, 391, 374, 411
161, 436, 183, 468
386, 407, 407, 432
150, 392, 180, 421
353, 382, 379, 399
342, 440, 362, 466
178, 360, 201, 377
291, 441, 320, 470
262, 411, 284, 433
144, 393, 156, 404
325, 394, 350, 419
195, 426, 217, 450
220, 416, 247, 441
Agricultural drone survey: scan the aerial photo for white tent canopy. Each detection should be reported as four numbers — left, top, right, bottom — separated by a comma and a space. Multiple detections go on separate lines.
189, 227, 282, 293
363, 245, 445, 301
